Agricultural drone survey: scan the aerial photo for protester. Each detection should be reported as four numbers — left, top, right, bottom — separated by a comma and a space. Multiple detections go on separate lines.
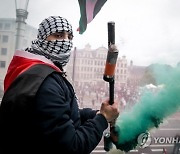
0, 16, 119, 154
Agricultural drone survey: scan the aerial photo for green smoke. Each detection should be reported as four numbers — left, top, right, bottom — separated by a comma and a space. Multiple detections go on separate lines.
115, 64, 180, 152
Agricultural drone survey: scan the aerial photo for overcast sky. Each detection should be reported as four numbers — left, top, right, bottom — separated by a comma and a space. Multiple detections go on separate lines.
0, 0, 180, 66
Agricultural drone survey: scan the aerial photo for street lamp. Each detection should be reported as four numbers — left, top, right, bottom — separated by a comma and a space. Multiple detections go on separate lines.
15, 0, 29, 50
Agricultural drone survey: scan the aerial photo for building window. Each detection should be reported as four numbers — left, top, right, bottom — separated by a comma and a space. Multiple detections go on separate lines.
0, 23, 2, 30
2, 35, 9, 43
0, 61, 6, 68
4, 23, 11, 30
1, 48, 7, 55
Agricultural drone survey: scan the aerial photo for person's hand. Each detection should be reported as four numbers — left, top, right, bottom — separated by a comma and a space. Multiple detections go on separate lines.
99, 99, 119, 123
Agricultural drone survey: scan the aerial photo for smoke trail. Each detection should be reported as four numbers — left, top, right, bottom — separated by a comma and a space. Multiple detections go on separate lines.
115, 64, 180, 152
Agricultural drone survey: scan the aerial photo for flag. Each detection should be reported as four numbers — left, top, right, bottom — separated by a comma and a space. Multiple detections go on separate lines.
78, 0, 107, 34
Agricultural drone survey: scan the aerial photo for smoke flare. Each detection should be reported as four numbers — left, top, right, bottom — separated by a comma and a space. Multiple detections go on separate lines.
115, 64, 180, 152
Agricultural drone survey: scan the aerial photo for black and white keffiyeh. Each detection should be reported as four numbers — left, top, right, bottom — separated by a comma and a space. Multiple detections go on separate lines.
26, 16, 73, 67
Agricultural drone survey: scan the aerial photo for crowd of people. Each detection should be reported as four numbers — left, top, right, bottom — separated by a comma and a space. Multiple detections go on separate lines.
73, 82, 140, 111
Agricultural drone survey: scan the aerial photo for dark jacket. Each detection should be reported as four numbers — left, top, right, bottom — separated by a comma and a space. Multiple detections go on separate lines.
0, 50, 108, 154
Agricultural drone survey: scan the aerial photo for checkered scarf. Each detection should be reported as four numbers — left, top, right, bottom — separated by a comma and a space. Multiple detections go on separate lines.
26, 16, 73, 67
